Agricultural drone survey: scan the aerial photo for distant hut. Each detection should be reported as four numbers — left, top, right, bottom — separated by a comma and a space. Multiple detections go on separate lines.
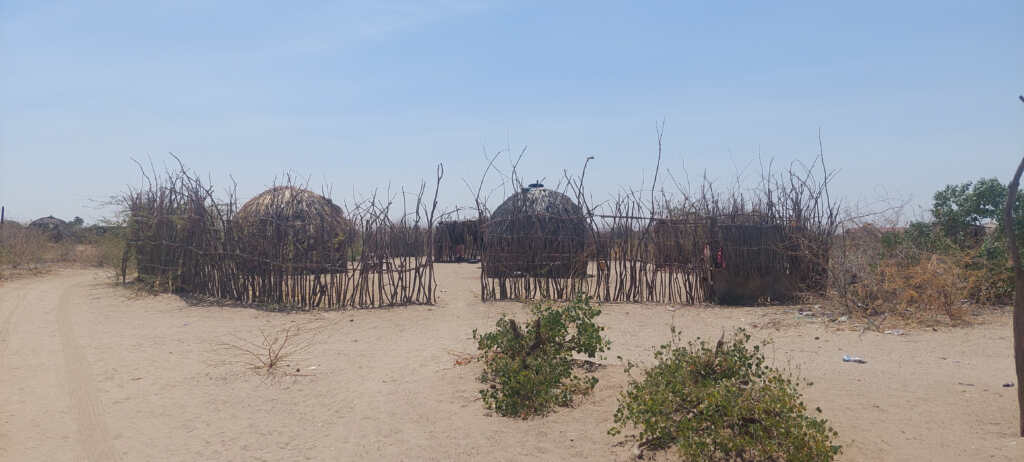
234, 186, 355, 272
29, 215, 68, 241
435, 219, 481, 262
483, 183, 588, 277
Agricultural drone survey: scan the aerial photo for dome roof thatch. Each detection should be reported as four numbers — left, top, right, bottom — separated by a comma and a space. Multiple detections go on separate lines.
490, 186, 583, 223
234, 186, 354, 272
30, 215, 67, 230
483, 184, 588, 278
29, 215, 70, 241
235, 186, 347, 230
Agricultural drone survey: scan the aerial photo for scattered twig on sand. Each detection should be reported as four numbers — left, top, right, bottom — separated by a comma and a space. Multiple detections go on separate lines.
447, 350, 478, 367
219, 320, 327, 376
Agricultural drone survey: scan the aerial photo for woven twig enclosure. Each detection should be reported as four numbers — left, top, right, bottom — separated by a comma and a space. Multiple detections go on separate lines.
122, 162, 441, 310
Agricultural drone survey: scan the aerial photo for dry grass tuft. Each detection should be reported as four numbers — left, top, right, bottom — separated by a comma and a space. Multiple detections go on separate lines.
848, 254, 971, 324
0, 222, 54, 270
831, 231, 980, 326
0, 221, 129, 281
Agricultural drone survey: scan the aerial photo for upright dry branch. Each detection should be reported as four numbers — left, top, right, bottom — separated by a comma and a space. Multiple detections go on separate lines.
1004, 154, 1024, 437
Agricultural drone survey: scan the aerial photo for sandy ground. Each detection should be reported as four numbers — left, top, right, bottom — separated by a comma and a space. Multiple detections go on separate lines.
0, 265, 1021, 461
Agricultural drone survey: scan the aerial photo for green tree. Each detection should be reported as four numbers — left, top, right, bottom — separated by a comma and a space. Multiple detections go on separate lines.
932, 178, 1024, 246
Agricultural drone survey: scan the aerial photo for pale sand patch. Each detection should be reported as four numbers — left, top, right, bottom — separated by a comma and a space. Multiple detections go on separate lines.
0, 265, 1020, 461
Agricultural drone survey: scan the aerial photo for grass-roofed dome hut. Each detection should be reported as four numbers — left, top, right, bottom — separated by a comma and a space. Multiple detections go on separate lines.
234, 186, 355, 273
483, 183, 588, 278
29, 215, 68, 241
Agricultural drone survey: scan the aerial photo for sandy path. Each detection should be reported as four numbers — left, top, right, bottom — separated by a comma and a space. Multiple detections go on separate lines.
1, 271, 108, 460
0, 266, 1022, 461
55, 280, 121, 462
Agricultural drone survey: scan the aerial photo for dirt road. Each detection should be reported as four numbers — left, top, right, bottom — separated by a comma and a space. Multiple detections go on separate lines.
0, 266, 1021, 461
1, 271, 119, 461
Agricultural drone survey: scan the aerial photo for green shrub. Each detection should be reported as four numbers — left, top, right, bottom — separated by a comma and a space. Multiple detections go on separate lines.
473, 294, 609, 418
610, 328, 840, 461
958, 235, 1012, 304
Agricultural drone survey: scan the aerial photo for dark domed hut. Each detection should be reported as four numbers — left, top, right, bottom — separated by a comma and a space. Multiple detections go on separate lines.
29, 215, 68, 241
483, 183, 588, 278
234, 186, 355, 272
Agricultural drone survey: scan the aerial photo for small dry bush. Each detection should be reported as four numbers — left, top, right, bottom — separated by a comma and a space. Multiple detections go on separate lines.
220, 321, 322, 376
81, 230, 131, 279
842, 254, 971, 324
1, 223, 46, 266
0, 222, 129, 280
0, 223, 60, 273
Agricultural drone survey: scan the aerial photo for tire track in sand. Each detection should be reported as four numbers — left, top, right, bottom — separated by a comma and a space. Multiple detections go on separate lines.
0, 286, 28, 459
56, 280, 121, 462
0, 287, 28, 365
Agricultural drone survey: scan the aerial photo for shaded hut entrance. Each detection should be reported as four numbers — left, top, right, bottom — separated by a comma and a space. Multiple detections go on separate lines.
434, 219, 481, 263
710, 223, 797, 305
650, 217, 712, 273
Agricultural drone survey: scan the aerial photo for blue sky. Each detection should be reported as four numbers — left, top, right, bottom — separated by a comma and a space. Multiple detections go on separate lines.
1, 1, 1021, 223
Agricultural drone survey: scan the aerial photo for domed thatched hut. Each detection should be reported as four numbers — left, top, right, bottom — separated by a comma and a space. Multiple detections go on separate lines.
29, 215, 68, 241
234, 186, 355, 272
483, 183, 588, 277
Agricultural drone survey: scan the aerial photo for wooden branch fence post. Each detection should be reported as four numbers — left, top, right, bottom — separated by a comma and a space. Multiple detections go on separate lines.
1004, 154, 1024, 437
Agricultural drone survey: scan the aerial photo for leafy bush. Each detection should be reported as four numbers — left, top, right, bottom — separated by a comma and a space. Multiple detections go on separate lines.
473, 295, 609, 418
882, 221, 955, 256
963, 236, 1014, 304
610, 328, 840, 461
89, 231, 126, 268
932, 177, 1024, 246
